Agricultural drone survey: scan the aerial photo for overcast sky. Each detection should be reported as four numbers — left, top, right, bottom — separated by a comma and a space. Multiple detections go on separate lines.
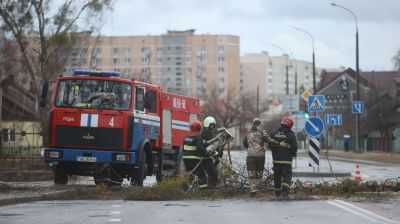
100, 0, 400, 71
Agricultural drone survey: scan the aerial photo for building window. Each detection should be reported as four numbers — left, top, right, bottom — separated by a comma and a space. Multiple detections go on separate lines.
218, 46, 224, 53
218, 57, 225, 64
93, 58, 102, 66
113, 58, 120, 65
81, 48, 88, 54
125, 57, 131, 65
113, 48, 120, 54
185, 47, 191, 53
124, 68, 132, 75
198, 57, 206, 64
114, 68, 120, 72
141, 57, 150, 64
82, 58, 87, 65
197, 47, 206, 53
218, 88, 225, 94
157, 57, 162, 64
157, 47, 162, 53
125, 48, 131, 54
186, 68, 192, 73
141, 47, 150, 53
218, 78, 225, 84
218, 67, 225, 73
93, 47, 101, 54
2, 128, 15, 143
141, 68, 150, 74
185, 58, 191, 64
176, 46, 182, 50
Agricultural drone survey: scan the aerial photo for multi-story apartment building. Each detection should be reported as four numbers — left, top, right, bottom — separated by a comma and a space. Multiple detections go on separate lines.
65, 30, 240, 98
240, 51, 322, 102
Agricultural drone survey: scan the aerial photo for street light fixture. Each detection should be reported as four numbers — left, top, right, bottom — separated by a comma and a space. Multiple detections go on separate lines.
290, 26, 316, 95
269, 43, 290, 95
331, 2, 360, 152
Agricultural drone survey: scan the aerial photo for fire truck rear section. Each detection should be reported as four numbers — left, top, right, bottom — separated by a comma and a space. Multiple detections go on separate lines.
41, 70, 200, 186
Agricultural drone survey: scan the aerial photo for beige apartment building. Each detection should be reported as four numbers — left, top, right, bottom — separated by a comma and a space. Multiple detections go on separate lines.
65, 30, 240, 98
240, 51, 322, 102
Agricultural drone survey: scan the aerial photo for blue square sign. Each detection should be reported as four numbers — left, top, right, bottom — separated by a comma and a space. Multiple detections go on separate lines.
308, 95, 325, 112
325, 114, 342, 126
352, 101, 364, 114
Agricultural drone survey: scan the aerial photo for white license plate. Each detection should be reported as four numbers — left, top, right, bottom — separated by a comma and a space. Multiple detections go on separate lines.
77, 156, 97, 163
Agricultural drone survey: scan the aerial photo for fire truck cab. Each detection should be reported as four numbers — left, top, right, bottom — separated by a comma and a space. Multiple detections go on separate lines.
42, 70, 200, 186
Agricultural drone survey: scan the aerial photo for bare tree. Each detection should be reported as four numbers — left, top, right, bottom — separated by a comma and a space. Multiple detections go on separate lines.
201, 85, 269, 129
393, 48, 400, 71
0, 0, 113, 95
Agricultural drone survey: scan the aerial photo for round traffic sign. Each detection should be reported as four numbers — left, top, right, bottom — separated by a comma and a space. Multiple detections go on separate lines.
304, 116, 324, 137
291, 114, 306, 133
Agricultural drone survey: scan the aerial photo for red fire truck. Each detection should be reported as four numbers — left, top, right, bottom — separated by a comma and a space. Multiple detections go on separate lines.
41, 70, 200, 186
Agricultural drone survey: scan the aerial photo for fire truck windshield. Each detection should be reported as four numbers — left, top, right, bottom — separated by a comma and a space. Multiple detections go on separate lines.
55, 79, 132, 110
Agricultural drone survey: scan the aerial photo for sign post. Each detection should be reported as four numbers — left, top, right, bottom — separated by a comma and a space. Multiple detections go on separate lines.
304, 116, 324, 172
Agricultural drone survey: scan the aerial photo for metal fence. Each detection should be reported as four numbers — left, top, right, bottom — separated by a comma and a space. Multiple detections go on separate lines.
0, 126, 46, 171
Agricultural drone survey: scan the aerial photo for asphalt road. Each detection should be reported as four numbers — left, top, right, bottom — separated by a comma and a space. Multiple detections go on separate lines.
0, 200, 398, 224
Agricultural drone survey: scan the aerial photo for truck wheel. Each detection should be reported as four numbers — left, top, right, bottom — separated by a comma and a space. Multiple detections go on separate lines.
54, 163, 68, 185
133, 152, 146, 187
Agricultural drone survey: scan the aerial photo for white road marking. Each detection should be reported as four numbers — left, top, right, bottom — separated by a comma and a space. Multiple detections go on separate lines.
111, 204, 122, 208
328, 200, 399, 224
110, 211, 121, 214
109, 218, 121, 222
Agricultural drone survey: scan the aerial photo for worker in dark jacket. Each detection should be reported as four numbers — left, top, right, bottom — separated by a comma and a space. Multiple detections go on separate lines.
201, 116, 219, 188
183, 120, 208, 189
243, 118, 288, 194
269, 116, 298, 199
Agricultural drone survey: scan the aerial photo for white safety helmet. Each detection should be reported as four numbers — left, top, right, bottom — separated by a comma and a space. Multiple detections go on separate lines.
203, 116, 216, 128
253, 118, 262, 126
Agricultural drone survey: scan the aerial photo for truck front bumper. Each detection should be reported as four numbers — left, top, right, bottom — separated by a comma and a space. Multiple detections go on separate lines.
43, 148, 136, 165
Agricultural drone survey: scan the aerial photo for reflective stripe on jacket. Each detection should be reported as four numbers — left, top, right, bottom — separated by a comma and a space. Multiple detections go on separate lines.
182, 135, 206, 159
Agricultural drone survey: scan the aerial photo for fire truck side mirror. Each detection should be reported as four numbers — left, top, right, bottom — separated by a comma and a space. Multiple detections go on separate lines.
39, 80, 49, 107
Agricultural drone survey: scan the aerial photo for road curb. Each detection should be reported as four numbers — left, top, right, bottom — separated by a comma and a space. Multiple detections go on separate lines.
293, 172, 351, 178
0, 188, 92, 207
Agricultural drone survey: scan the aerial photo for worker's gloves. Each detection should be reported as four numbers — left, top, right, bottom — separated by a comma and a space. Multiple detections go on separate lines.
279, 142, 290, 148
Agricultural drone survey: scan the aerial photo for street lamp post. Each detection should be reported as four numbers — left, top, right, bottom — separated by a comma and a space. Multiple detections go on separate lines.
269, 43, 290, 95
331, 2, 360, 152
290, 26, 316, 94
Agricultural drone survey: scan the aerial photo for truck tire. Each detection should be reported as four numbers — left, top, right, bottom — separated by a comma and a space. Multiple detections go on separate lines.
54, 163, 68, 185
133, 151, 146, 187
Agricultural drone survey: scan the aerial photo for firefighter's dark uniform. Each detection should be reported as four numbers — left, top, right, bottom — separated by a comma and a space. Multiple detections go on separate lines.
269, 124, 298, 198
201, 128, 218, 188
243, 125, 280, 192
183, 134, 208, 189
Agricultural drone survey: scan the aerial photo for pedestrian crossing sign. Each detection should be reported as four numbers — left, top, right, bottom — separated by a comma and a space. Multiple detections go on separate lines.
308, 95, 325, 112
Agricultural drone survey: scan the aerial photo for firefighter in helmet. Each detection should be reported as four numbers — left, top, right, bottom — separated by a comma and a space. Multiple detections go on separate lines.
183, 120, 208, 189
269, 116, 298, 199
243, 118, 288, 194
201, 116, 219, 188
